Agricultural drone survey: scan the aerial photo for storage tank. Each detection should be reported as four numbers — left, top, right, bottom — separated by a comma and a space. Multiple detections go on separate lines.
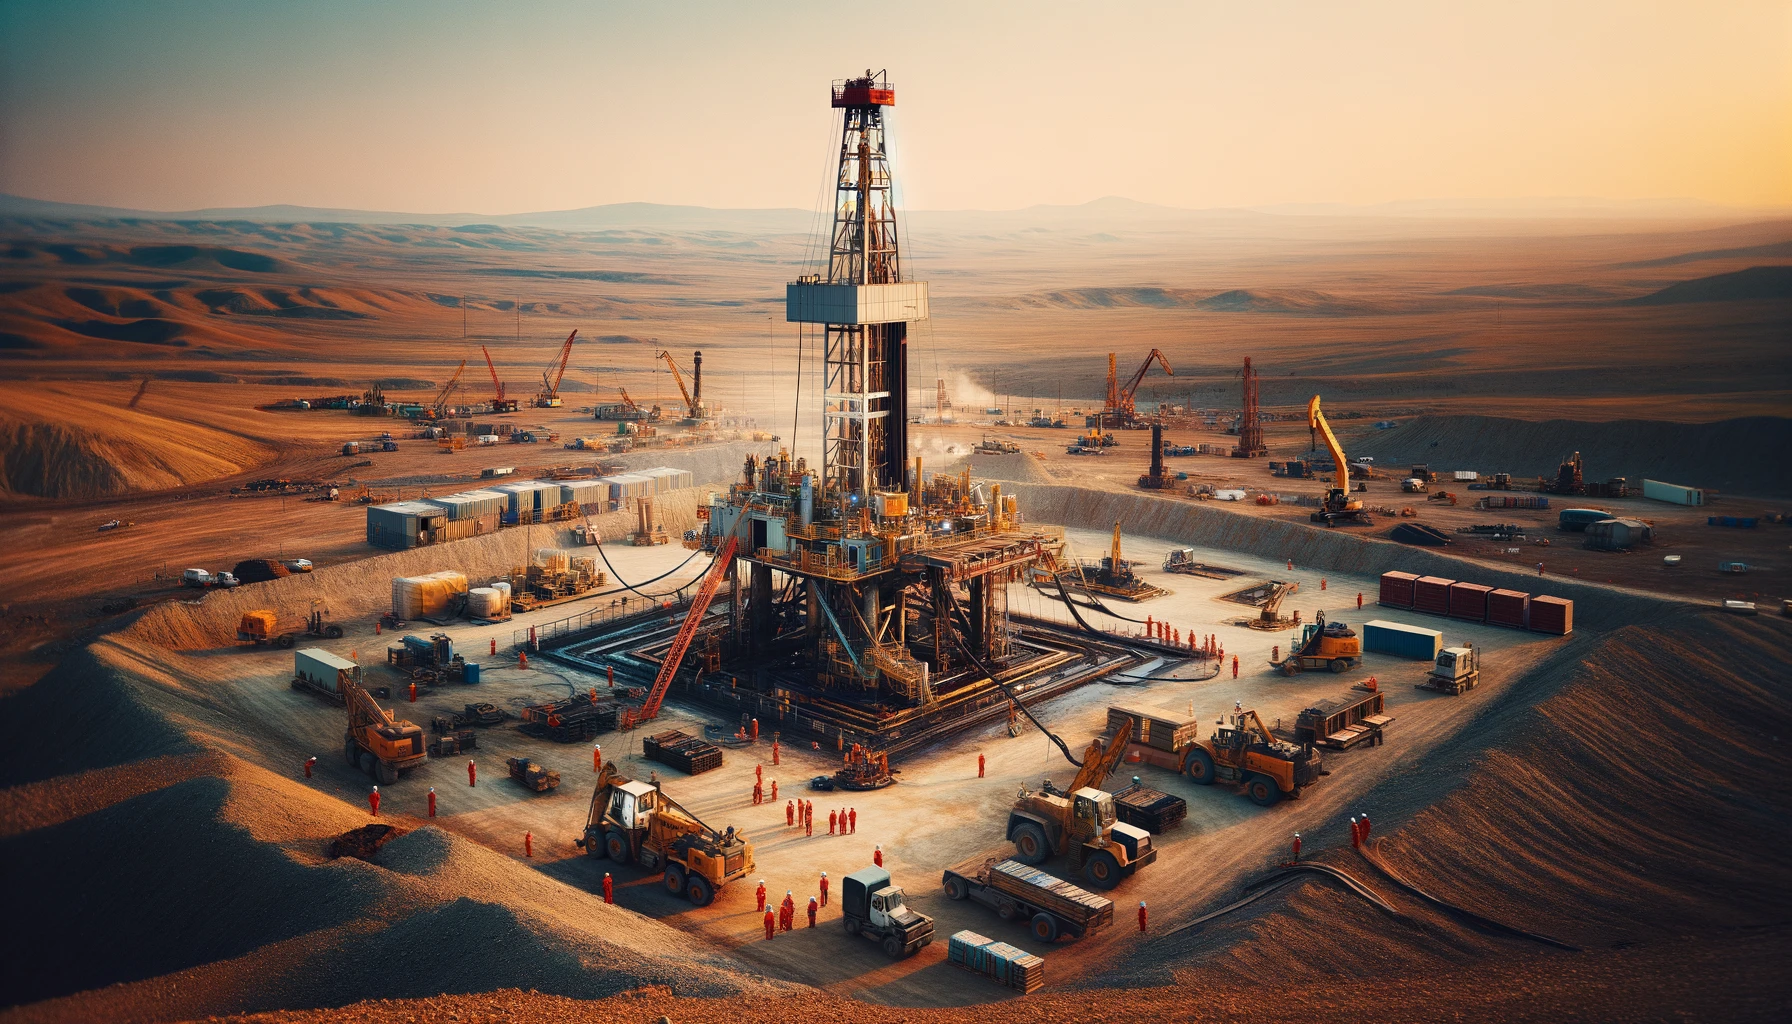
467, 587, 503, 619
1558, 508, 1612, 532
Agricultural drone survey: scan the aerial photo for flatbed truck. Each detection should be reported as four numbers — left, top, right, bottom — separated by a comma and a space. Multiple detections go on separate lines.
943, 857, 1114, 943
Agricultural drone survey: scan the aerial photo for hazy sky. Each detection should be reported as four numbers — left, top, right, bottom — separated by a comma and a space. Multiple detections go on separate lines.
2, 0, 1788, 213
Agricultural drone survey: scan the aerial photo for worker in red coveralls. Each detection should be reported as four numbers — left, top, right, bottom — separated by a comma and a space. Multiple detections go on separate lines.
848, 807, 856, 834
427, 787, 436, 818
781, 891, 795, 931
1360, 814, 1372, 841
807, 896, 818, 928
593, 744, 602, 773
1292, 832, 1302, 863
873, 845, 883, 867
1357, 592, 1364, 610
819, 871, 829, 907
368, 786, 380, 817
978, 753, 985, 778
304, 755, 317, 778
772, 740, 780, 765
1138, 901, 1147, 932
408, 681, 417, 703
752, 781, 762, 806
1350, 816, 1361, 847
1232, 654, 1239, 679
770, 780, 778, 801
755, 763, 763, 785
786, 800, 796, 827
751, 717, 760, 741
524, 832, 533, 858
763, 908, 776, 940
756, 880, 767, 912
603, 872, 614, 904
828, 809, 838, 835
468, 759, 477, 787
805, 808, 813, 837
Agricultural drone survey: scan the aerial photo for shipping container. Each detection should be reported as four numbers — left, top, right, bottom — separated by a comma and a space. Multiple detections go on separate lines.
1448, 581, 1493, 622
559, 479, 609, 508
1412, 576, 1454, 615
294, 648, 359, 696
366, 501, 448, 550
1642, 479, 1704, 506
606, 473, 655, 501
1362, 620, 1443, 660
1452, 471, 1479, 482
1529, 595, 1573, 635
1378, 571, 1420, 608
1558, 508, 1612, 532
1486, 589, 1530, 628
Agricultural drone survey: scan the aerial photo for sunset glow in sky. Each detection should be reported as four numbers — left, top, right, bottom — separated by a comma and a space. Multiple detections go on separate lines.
2, 0, 1788, 214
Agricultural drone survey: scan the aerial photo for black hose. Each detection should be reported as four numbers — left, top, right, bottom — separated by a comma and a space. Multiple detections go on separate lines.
591, 542, 710, 601
1358, 841, 1581, 951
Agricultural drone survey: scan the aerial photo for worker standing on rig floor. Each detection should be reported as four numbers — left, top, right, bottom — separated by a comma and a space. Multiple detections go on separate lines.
304, 756, 316, 778
808, 896, 818, 928
468, 759, 477, 787
368, 786, 380, 817
819, 871, 829, 906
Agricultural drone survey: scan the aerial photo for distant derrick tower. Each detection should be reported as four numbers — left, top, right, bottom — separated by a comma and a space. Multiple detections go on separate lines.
788, 69, 928, 502
1232, 356, 1268, 458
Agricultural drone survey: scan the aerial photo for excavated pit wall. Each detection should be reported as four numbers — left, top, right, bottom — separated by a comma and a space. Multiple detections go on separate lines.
1002, 483, 1683, 633
126, 488, 705, 651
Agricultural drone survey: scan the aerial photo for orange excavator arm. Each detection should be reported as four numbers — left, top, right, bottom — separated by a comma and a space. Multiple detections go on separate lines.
1068, 713, 1135, 792
1119, 349, 1173, 414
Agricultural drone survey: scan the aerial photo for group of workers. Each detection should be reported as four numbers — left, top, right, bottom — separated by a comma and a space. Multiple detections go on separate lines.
786, 797, 857, 837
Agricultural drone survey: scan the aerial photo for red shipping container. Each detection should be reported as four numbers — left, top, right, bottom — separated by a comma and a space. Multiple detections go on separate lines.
1487, 589, 1530, 628
1529, 595, 1573, 635
1448, 582, 1493, 622
1412, 576, 1455, 615
1379, 571, 1420, 608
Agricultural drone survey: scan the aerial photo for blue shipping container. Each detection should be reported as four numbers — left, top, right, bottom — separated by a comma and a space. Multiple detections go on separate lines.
1362, 619, 1443, 661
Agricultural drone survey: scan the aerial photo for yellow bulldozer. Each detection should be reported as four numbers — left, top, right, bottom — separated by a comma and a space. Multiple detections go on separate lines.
1269, 610, 1362, 675
1182, 706, 1325, 806
574, 764, 754, 907
1007, 714, 1157, 889
341, 679, 426, 784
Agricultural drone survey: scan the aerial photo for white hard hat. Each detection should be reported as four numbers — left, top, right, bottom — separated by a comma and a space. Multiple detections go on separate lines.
429, 787, 435, 793
372, 785, 379, 792
820, 871, 827, 877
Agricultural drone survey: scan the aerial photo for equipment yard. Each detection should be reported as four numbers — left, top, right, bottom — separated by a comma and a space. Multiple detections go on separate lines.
3, 23, 1790, 1024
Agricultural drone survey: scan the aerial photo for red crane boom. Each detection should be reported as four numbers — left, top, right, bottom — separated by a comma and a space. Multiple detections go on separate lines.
638, 534, 738, 722
481, 345, 505, 402
545, 329, 577, 397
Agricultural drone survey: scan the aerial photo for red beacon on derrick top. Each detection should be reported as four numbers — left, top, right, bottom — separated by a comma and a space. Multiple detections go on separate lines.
833, 69, 894, 108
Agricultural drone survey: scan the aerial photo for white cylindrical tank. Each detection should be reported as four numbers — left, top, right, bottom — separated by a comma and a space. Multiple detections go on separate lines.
468, 587, 502, 619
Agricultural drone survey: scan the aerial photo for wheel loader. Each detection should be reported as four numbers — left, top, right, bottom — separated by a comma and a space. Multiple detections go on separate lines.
341, 678, 426, 784
1006, 715, 1156, 890
1182, 706, 1323, 806
574, 764, 754, 907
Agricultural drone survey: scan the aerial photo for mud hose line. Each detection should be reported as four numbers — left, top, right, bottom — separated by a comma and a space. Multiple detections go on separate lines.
1110, 662, 1223, 683
1358, 840, 1582, 951
1163, 864, 1405, 938
1037, 573, 1148, 624
592, 543, 710, 600
940, 585, 1082, 768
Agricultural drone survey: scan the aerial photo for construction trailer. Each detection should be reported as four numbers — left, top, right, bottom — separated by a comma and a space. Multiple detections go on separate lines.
1643, 479, 1704, 505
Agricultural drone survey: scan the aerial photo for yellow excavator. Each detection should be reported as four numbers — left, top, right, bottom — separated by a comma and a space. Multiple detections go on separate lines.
575, 763, 754, 907
342, 678, 426, 784
1182, 705, 1325, 806
1007, 714, 1157, 889
1307, 395, 1368, 525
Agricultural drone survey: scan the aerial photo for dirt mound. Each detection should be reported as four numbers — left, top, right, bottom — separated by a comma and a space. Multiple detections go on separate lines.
1348, 414, 1792, 497
966, 451, 1054, 484
0, 383, 275, 498
1626, 265, 1792, 304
